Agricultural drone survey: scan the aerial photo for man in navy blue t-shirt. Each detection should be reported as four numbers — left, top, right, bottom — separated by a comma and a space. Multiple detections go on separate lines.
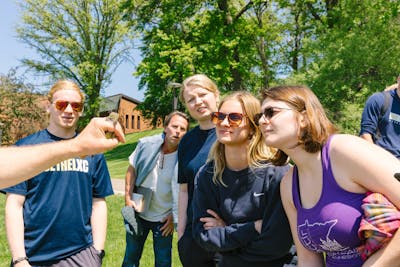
360, 75, 400, 158
3, 80, 113, 267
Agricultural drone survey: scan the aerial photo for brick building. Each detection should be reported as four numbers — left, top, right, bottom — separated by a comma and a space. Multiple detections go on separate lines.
99, 94, 160, 134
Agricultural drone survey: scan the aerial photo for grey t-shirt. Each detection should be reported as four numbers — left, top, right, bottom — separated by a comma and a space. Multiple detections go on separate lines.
138, 151, 177, 222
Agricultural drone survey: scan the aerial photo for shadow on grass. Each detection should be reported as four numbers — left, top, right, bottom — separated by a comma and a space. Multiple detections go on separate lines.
105, 128, 164, 162
105, 141, 138, 161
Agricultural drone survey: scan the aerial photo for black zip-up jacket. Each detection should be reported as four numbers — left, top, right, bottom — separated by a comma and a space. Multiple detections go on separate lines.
192, 161, 293, 266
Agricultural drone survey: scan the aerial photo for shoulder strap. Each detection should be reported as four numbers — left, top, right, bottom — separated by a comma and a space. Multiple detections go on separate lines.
376, 91, 392, 139
291, 165, 301, 209
380, 91, 391, 120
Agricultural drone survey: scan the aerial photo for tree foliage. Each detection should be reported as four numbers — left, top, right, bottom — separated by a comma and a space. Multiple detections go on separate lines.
126, 0, 400, 133
127, 0, 286, 122
0, 70, 47, 145
17, 0, 135, 126
301, 0, 400, 133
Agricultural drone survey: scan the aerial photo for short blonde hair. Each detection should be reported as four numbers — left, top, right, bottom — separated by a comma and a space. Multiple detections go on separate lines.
47, 80, 85, 103
180, 74, 219, 104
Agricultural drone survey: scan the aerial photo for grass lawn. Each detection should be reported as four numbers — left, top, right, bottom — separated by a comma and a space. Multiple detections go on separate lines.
105, 122, 197, 178
0, 128, 183, 267
104, 128, 163, 178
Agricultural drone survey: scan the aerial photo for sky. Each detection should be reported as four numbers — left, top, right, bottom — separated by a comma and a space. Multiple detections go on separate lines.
0, 1, 145, 101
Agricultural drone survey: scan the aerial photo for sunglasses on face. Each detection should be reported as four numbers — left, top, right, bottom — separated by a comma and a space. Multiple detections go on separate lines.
53, 100, 84, 112
254, 107, 292, 125
211, 112, 246, 127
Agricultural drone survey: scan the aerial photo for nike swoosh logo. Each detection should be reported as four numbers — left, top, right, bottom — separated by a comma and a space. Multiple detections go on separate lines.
253, 192, 264, 197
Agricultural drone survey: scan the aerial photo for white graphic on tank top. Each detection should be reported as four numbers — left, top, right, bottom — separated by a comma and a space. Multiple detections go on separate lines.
298, 219, 360, 260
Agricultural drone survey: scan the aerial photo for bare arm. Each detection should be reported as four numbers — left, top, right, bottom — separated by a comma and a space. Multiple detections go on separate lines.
0, 117, 125, 189
332, 135, 400, 209
124, 165, 138, 208
331, 135, 400, 266
177, 183, 188, 239
363, 231, 400, 266
91, 198, 108, 251
280, 171, 325, 267
360, 133, 374, 144
171, 170, 179, 226
5, 193, 31, 267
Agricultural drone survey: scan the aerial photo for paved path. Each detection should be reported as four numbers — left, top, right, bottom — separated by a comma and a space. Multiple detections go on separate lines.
111, 178, 124, 195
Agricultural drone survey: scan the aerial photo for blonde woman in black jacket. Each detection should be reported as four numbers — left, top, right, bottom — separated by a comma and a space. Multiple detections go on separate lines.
192, 91, 293, 267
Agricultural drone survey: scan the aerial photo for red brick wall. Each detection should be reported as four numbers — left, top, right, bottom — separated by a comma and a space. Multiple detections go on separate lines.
118, 97, 155, 134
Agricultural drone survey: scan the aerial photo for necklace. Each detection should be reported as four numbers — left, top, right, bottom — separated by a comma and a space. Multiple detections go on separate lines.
159, 152, 164, 169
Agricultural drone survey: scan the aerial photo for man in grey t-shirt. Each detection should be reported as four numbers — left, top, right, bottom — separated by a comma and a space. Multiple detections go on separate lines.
122, 111, 189, 267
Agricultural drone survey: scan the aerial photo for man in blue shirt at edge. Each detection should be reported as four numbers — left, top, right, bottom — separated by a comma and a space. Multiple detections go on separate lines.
3, 80, 112, 267
360, 75, 400, 158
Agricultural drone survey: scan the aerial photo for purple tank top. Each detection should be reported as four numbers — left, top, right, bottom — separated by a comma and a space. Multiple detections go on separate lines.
292, 135, 365, 266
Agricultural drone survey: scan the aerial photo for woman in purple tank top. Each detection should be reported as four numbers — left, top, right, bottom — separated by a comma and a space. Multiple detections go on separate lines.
254, 85, 400, 266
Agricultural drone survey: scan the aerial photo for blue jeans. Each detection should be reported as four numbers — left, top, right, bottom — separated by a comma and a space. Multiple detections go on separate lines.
122, 216, 172, 267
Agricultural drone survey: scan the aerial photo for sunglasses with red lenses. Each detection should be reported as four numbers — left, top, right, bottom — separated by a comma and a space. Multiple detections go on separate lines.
53, 100, 84, 112
211, 112, 246, 127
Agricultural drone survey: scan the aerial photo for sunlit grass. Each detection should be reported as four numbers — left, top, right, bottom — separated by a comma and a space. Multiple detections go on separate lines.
104, 128, 163, 178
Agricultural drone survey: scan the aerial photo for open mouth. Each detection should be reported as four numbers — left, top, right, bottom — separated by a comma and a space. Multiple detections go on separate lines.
196, 106, 208, 113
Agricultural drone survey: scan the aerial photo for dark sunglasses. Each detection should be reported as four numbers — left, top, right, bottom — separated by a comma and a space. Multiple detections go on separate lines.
53, 100, 84, 112
211, 112, 246, 127
254, 107, 292, 125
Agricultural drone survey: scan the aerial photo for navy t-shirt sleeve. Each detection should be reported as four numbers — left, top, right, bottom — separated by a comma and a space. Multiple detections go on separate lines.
360, 92, 385, 136
177, 127, 217, 185
1, 180, 28, 195
92, 154, 114, 198
192, 164, 259, 252
177, 136, 188, 184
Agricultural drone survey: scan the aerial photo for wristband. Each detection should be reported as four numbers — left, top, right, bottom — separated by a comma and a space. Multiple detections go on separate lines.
97, 249, 105, 259
12, 256, 29, 265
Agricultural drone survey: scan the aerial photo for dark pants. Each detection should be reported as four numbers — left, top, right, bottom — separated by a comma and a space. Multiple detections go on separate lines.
177, 232, 216, 267
122, 217, 172, 267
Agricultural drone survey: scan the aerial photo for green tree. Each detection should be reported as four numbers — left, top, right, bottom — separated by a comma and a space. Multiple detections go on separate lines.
125, 0, 400, 133
300, 0, 400, 133
17, 0, 135, 125
128, 0, 283, 123
0, 70, 47, 145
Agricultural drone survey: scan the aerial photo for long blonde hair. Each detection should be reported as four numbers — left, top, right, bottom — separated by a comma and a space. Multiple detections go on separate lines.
208, 91, 276, 186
